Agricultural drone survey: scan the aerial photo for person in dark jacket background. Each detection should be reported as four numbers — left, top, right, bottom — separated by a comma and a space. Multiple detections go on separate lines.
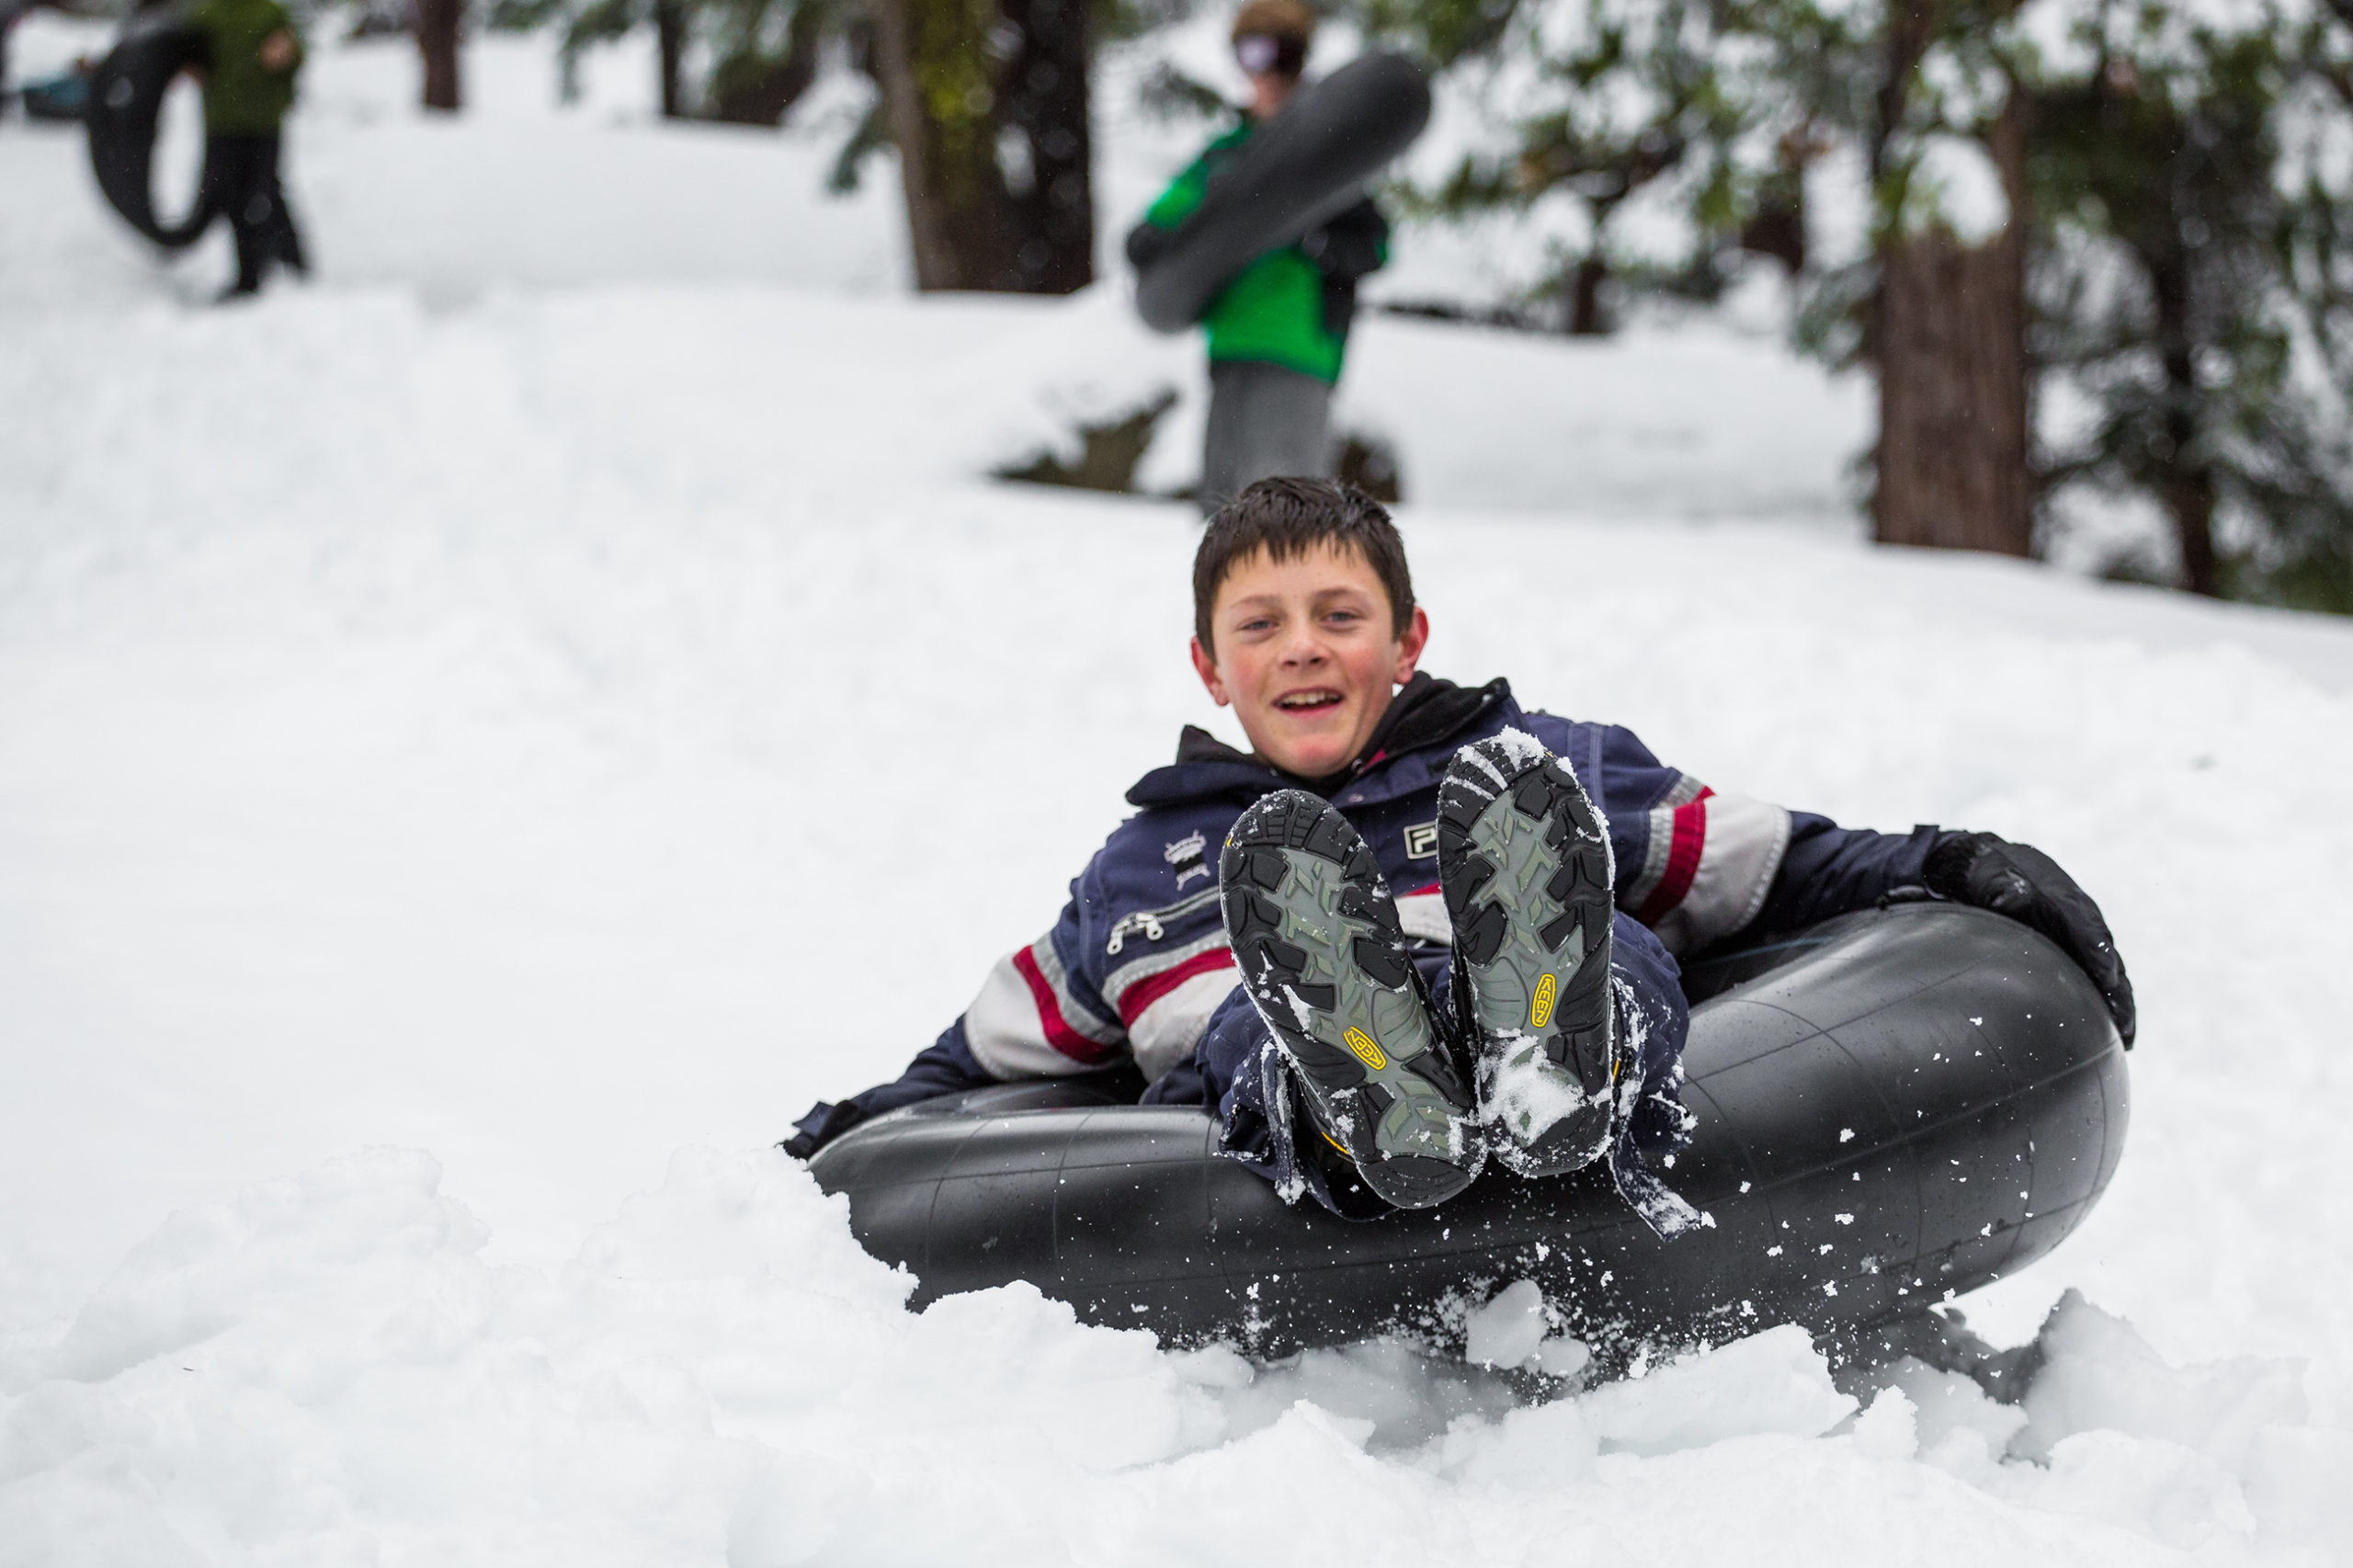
188, 0, 307, 299
1127, 0, 1390, 513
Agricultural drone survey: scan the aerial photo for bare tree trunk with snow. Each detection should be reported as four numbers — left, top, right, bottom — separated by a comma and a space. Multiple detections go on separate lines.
1871, 34, 2033, 556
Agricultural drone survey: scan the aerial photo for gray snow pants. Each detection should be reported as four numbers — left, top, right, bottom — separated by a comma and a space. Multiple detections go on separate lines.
1199, 358, 1333, 516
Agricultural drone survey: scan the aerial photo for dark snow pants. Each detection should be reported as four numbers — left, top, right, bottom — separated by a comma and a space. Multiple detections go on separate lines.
205, 132, 307, 294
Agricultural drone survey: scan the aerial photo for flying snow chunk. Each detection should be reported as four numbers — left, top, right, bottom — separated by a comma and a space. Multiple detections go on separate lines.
1464, 1278, 1548, 1369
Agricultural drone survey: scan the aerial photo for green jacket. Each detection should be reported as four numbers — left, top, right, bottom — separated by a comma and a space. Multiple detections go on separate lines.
186, 0, 301, 134
1142, 119, 1388, 385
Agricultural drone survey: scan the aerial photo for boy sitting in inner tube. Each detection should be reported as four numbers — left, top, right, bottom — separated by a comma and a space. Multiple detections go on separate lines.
782, 480, 2135, 1233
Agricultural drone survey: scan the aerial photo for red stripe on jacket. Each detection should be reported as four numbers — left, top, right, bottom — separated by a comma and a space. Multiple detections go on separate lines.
1635, 787, 1715, 926
1010, 946, 1119, 1065
1117, 947, 1237, 1027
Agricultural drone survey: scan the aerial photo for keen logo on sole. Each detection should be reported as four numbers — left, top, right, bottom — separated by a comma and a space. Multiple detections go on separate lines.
1530, 973, 1558, 1028
1344, 1028, 1388, 1071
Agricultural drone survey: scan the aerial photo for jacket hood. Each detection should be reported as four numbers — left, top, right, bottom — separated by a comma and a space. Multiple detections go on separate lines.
1126, 675, 1514, 810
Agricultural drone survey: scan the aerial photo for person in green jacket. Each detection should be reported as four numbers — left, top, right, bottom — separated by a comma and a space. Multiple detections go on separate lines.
1127, 0, 1389, 514
187, 0, 307, 298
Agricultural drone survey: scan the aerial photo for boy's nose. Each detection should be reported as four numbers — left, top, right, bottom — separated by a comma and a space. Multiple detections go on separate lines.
1279, 629, 1327, 664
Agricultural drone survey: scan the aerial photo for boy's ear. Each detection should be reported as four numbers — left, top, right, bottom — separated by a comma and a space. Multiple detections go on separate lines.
1190, 635, 1233, 707
1391, 605, 1430, 687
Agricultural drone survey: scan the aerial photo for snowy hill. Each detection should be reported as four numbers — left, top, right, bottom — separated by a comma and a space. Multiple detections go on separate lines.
6, 18, 2353, 1564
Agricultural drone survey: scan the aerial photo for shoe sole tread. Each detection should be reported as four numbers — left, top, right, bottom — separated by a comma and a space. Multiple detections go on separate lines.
1222, 791, 1483, 1208
1438, 739, 1628, 1176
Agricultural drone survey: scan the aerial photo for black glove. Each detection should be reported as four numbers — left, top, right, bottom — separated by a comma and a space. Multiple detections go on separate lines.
778, 1099, 866, 1161
1925, 832, 2136, 1047
1125, 220, 1176, 272
1299, 198, 1389, 282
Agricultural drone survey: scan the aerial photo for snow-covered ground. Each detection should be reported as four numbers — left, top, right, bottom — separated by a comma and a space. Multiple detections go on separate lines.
6, 17, 2353, 1564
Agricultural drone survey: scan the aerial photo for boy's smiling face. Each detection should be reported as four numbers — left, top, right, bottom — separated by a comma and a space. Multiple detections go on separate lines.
1189, 540, 1429, 779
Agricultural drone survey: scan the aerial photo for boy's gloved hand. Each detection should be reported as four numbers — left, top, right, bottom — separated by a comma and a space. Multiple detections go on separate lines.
778, 1100, 864, 1161
1925, 832, 2136, 1046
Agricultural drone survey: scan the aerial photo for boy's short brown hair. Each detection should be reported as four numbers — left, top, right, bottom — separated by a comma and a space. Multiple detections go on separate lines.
1193, 477, 1415, 655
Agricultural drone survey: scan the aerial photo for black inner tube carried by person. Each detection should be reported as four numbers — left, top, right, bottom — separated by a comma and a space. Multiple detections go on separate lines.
808, 901, 2130, 1368
85, 15, 214, 249
1130, 50, 1431, 335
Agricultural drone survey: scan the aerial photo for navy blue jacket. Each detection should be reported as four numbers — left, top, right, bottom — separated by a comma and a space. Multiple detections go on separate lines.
788, 676, 1938, 1175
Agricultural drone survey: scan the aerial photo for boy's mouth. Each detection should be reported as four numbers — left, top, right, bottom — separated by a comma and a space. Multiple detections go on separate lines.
1272, 688, 1345, 713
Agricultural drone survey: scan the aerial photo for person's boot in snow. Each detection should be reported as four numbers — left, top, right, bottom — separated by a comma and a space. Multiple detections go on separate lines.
1438, 732, 1631, 1176
1220, 789, 1485, 1208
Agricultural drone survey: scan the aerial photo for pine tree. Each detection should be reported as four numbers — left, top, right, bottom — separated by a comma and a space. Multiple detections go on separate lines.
1370, 0, 1757, 333
701, 0, 827, 124
1373, 0, 2353, 601
2029, 8, 2353, 605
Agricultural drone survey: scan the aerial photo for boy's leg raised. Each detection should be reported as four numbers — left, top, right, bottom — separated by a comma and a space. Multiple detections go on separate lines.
1219, 789, 1484, 1209
1438, 733, 1631, 1176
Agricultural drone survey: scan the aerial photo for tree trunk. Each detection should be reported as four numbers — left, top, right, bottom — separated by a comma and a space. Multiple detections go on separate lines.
867, 0, 1092, 293
417, 0, 461, 112
655, 0, 688, 119
2165, 462, 2219, 596
2150, 257, 2221, 594
1872, 96, 2032, 556
995, 0, 1093, 292
868, 0, 1016, 290
1874, 230, 2030, 553
1567, 254, 1608, 335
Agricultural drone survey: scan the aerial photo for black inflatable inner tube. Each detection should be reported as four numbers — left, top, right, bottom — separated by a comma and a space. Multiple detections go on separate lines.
1132, 51, 1431, 335
811, 903, 2130, 1363
85, 17, 214, 250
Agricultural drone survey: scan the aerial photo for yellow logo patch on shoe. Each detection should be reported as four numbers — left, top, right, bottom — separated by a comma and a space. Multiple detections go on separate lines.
1530, 973, 1558, 1029
1343, 1028, 1388, 1071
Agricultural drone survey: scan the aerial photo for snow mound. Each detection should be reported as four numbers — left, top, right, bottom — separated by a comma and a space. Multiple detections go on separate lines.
0, 1148, 1224, 1563
3, 1153, 2347, 1565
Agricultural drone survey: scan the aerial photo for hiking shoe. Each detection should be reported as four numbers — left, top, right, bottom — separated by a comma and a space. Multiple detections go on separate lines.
1220, 790, 1485, 1209
1438, 732, 1630, 1177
